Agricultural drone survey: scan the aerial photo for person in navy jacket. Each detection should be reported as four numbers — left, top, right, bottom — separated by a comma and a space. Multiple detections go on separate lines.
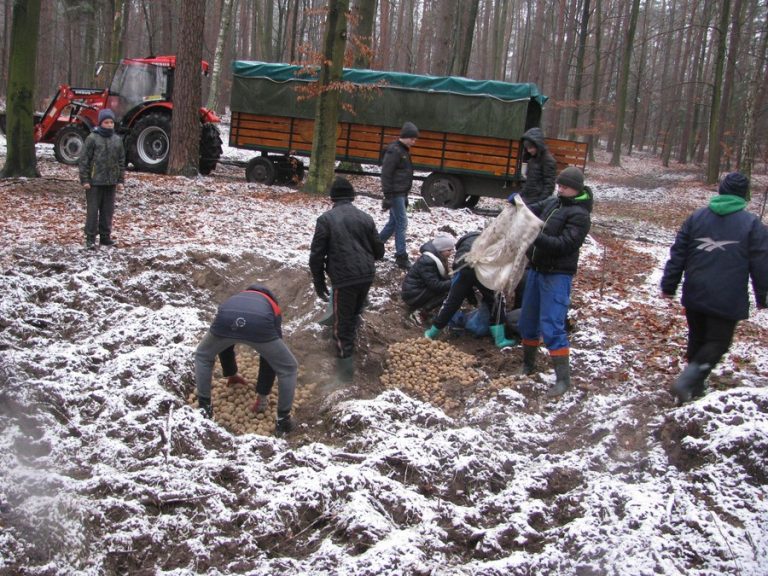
661, 172, 768, 403
194, 284, 298, 436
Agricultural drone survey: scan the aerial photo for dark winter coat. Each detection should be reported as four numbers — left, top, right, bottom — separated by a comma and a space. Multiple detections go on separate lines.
381, 140, 414, 198
526, 187, 593, 275
210, 284, 282, 343
661, 198, 768, 320
520, 127, 557, 204
309, 200, 385, 291
79, 130, 126, 186
401, 240, 452, 307
452, 232, 481, 272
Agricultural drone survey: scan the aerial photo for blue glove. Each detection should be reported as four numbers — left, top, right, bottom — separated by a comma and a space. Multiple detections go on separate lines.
507, 192, 519, 204
424, 325, 441, 340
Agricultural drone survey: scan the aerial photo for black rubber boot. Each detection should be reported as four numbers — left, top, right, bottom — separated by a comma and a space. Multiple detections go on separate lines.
100, 236, 116, 247
671, 362, 710, 404
336, 356, 355, 383
395, 253, 411, 270
198, 396, 213, 418
275, 413, 295, 437
520, 344, 538, 375
85, 235, 97, 250
547, 355, 571, 397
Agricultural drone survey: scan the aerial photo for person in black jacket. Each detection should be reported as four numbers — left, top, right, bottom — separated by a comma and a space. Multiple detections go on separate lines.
661, 172, 768, 403
520, 127, 557, 204
423, 232, 518, 348
517, 166, 593, 397
194, 284, 298, 436
379, 122, 418, 269
401, 233, 455, 317
310, 177, 385, 382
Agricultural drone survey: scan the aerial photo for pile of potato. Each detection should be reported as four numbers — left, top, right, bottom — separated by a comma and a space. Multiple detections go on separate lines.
380, 338, 532, 415
187, 345, 315, 436
380, 338, 481, 415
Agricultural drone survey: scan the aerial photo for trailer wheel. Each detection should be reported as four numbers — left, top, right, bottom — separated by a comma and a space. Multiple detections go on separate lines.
54, 124, 90, 165
129, 112, 171, 173
199, 122, 222, 175
245, 157, 276, 184
421, 173, 465, 209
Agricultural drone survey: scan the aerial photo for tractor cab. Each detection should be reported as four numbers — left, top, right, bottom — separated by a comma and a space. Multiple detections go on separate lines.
107, 58, 172, 127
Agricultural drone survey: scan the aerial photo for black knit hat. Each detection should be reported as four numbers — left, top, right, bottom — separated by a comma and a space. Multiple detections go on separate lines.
329, 177, 355, 201
718, 172, 749, 198
400, 121, 419, 138
556, 166, 585, 191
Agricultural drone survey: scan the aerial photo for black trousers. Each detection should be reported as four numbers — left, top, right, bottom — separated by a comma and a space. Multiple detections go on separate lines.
219, 345, 276, 395
685, 308, 737, 368
333, 282, 371, 358
432, 267, 505, 329
85, 185, 116, 239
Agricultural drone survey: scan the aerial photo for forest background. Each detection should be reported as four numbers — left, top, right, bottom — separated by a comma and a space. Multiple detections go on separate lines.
0, 0, 766, 183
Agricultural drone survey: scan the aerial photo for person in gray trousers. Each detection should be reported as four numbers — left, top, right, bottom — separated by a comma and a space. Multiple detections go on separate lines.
194, 284, 298, 436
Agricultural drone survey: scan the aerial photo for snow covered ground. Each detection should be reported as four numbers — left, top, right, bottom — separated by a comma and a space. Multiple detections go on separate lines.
1, 128, 767, 575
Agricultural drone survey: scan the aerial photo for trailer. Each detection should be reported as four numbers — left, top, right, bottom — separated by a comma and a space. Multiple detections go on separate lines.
229, 61, 587, 208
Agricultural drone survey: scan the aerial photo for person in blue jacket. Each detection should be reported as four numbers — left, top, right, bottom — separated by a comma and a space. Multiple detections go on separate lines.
661, 172, 768, 403
517, 166, 593, 397
194, 284, 298, 436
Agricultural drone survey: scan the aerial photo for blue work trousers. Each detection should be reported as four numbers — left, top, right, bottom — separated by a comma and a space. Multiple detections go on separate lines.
379, 195, 408, 256
518, 269, 572, 352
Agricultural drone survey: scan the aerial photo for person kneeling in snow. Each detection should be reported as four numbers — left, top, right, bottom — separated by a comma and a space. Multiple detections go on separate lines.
423, 232, 518, 348
401, 233, 455, 321
661, 172, 768, 404
194, 284, 298, 436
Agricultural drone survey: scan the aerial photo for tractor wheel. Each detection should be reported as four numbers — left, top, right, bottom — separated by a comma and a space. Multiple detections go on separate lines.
129, 112, 171, 173
245, 156, 276, 185
54, 124, 90, 165
199, 123, 222, 175
421, 173, 466, 209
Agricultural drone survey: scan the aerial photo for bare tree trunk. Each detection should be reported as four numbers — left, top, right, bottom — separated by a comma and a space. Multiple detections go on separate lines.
706, 0, 731, 183
587, 0, 602, 161
610, 0, 640, 166
432, 0, 458, 75
1, 0, 42, 178
206, 0, 236, 112
739, 13, 768, 178
569, 0, 591, 137
351, 0, 376, 68
453, 0, 480, 76
717, 0, 744, 171
168, 0, 205, 176
304, 0, 349, 195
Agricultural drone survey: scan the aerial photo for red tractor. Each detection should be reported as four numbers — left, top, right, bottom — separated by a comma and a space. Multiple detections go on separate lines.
7, 55, 222, 174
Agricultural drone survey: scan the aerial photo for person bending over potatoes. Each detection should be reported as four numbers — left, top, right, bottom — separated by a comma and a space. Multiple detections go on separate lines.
194, 284, 298, 437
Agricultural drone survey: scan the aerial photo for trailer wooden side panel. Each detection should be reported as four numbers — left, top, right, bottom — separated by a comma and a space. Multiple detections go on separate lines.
231, 111, 524, 179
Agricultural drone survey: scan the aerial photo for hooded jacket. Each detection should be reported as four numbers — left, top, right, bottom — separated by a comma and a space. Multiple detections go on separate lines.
79, 130, 126, 186
520, 127, 557, 204
401, 240, 452, 307
309, 199, 385, 290
526, 187, 593, 275
210, 284, 282, 343
381, 140, 414, 198
661, 196, 768, 320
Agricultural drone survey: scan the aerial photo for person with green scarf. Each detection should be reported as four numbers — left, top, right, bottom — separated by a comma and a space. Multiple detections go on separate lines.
661, 172, 768, 403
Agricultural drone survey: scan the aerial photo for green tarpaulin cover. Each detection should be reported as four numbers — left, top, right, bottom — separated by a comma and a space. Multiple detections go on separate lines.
230, 61, 546, 140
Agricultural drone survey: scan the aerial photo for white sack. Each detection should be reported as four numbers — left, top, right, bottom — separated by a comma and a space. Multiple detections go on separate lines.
464, 196, 544, 294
